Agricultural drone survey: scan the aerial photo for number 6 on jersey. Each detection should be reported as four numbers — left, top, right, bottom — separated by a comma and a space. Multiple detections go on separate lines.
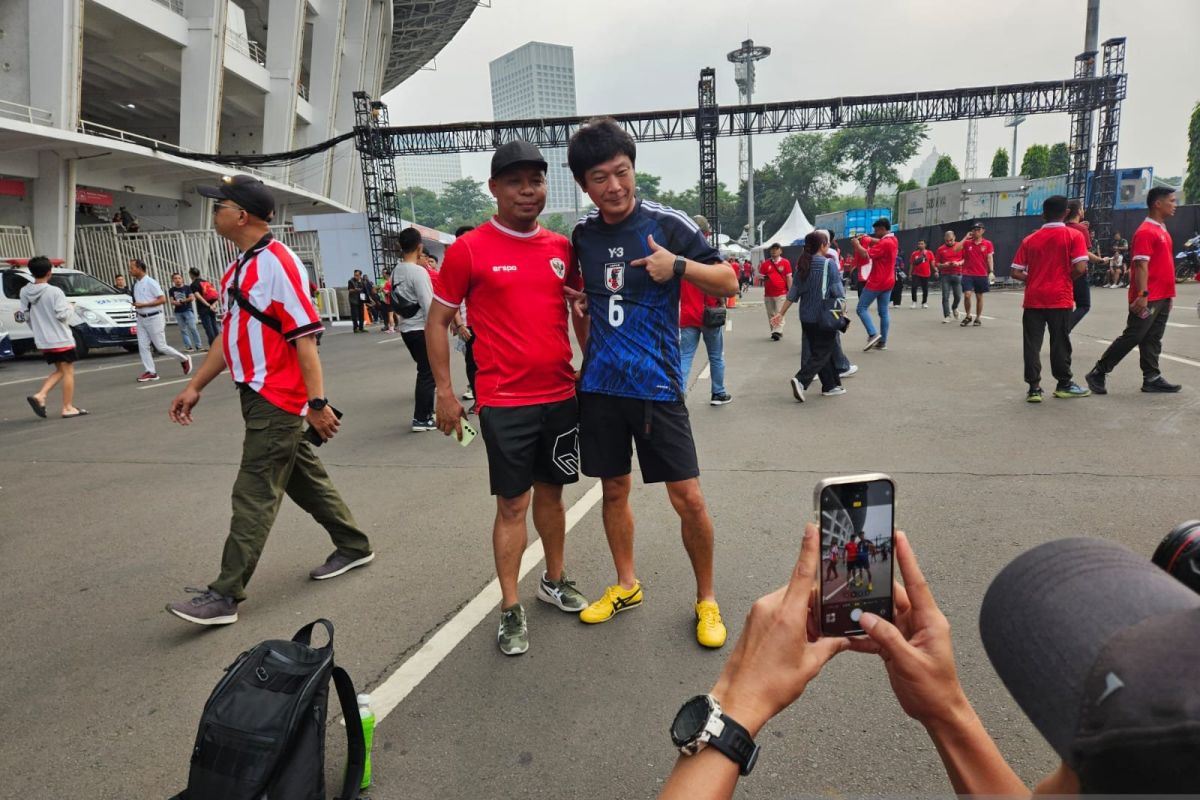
608, 294, 624, 327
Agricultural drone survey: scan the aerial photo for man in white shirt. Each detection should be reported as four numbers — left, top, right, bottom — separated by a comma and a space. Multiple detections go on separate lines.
129, 258, 191, 382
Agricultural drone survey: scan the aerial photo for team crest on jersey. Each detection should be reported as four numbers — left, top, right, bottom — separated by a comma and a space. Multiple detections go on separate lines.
549, 257, 566, 279
604, 263, 625, 292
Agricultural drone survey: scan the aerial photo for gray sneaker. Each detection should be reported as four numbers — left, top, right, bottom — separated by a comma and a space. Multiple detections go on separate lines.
498, 604, 529, 656
166, 588, 238, 626
309, 550, 375, 580
536, 571, 589, 612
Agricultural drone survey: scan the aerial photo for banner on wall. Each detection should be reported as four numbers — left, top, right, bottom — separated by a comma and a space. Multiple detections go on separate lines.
75, 187, 114, 206
0, 178, 27, 198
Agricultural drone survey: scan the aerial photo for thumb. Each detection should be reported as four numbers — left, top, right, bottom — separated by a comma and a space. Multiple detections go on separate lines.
646, 234, 664, 251
859, 612, 907, 660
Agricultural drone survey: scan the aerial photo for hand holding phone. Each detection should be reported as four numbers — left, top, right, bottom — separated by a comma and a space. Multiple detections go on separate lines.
304, 406, 343, 447
457, 420, 478, 447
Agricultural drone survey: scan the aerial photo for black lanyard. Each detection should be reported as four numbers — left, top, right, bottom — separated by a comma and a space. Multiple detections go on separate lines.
227, 234, 283, 333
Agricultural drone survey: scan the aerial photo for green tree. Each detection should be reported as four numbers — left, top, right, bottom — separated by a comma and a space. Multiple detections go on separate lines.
540, 213, 571, 236
439, 177, 494, 229
745, 133, 840, 239
829, 122, 928, 207
1020, 144, 1051, 179
400, 186, 443, 228
635, 172, 662, 202
1047, 142, 1071, 176
1185, 101, 1200, 205
990, 148, 1010, 178
892, 179, 919, 217
927, 155, 961, 186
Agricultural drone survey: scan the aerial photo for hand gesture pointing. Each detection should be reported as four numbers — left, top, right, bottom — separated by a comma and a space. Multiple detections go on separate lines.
630, 234, 677, 284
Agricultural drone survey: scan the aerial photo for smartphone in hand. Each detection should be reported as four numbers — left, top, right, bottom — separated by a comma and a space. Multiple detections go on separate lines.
458, 420, 478, 447
814, 474, 896, 637
303, 406, 344, 447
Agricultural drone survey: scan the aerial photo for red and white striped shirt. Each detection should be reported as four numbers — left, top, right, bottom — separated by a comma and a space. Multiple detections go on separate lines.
220, 237, 323, 415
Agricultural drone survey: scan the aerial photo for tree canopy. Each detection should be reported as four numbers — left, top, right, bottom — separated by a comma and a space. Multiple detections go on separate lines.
927, 155, 961, 186
1020, 144, 1051, 179
990, 148, 1010, 178
1047, 142, 1071, 176
828, 122, 928, 207
1185, 101, 1200, 204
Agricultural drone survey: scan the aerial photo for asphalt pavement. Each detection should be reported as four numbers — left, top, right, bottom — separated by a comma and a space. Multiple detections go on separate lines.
2, 283, 1199, 798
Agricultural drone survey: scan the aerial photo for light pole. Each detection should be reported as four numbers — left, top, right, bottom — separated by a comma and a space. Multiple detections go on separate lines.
1004, 115, 1026, 177
727, 39, 771, 250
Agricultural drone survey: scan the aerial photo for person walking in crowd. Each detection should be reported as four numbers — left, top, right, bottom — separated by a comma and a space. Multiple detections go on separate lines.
451, 225, 478, 413
737, 258, 752, 295
955, 222, 994, 326
769, 230, 845, 402
818, 230, 856, 378
680, 215, 735, 406
1086, 187, 1183, 396
347, 269, 372, 333
1064, 199, 1109, 331
1104, 230, 1129, 288
390, 228, 437, 431
890, 250, 906, 308
567, 117, 737, 648
165, 175, 374, 626
936, 229, 964, 323
379, 268, 397, 333
759, 243, 791, 341
168, 272, 202, 352
19, 256, 87, 419
129, 258, 191, 382
852, 219, 897, 351
112, 274, 131, 296
428, 141, 589, 656
1010, 195, 1092, 402
658, 526, 1200, 798
188, 268, 221, 347
909, 239, 933, 308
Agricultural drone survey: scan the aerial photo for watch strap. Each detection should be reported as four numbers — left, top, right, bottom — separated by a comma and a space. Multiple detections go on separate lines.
307, 397, 329, 410
673, 255, 687, 277
708, 713, 759, 776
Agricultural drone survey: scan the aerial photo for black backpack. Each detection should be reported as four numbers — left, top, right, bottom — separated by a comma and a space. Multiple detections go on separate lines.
171, 619, 365, 800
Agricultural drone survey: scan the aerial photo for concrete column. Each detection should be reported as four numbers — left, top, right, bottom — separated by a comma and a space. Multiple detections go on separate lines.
27, 0, 82, 131
298, 0, 347, 197
329, 0, 370, 207
261, 0, 306, 179
179, 0, 228, 153
32, 152, 75, 263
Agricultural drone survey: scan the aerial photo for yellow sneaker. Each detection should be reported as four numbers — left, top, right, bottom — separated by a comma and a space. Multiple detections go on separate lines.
579, 581, 643, 624
695, 600, 727, 648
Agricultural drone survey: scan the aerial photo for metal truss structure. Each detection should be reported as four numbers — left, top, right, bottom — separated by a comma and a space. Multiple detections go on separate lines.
696, 68, 719, 244
1088, 38, 1127, 257
354, 92, 403, 278
1067, 51, 1098, 208
382, 1, 483, 93
356, 54, 1125, 271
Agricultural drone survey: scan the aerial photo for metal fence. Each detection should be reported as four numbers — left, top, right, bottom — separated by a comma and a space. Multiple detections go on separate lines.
74, 224, 324, 321
0, 99, 53, 127
0, 225, 35, 259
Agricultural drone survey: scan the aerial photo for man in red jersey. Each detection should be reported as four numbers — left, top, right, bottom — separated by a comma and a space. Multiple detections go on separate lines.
760, 243, 791, 340
936, 229, 964, 323
1010, 195, 1092, 403
427, 141, 590, 656
908, 239, 934, 308
955, 222, 994, 326
1086, 188, 1183, 395
853, 218, 898, 351
165, 176, 374, 626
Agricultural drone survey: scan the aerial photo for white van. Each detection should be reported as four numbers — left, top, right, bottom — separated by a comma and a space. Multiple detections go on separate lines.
1, 261, 139, 357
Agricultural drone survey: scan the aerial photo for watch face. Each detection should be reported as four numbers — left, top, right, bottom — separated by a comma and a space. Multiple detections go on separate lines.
670, 695, 711, 746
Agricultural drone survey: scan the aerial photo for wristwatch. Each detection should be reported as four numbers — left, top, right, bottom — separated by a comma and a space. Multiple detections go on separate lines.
1140, 290, 1149, 297
670, 694, 759, 776
673, 255, 688, 278
307, 397, 329, 411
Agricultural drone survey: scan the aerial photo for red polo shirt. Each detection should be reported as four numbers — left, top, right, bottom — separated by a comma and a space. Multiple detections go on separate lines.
864, 233, 898, 292
680, 261, 738, 328
909, 248, 934, 278
961, 237, 994, 277
760, 258, 791, 297
1129, 218, 1176, 303
1013, 223, 1089, 309
936, 244, 963, 275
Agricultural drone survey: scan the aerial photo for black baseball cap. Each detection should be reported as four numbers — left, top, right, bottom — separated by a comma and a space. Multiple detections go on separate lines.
980, 538, 1200, 792
196, 175, 276, 221
490, 140, 548, 178
970, 221, 985, 229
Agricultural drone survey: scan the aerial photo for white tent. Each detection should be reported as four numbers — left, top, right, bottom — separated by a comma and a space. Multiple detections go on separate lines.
751, 201, 814, 260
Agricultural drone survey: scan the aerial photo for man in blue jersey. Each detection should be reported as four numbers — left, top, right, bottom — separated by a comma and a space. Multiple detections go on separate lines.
566, 117, 739, 648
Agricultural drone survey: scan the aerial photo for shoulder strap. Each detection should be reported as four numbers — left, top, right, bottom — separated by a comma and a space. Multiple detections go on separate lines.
820, 256, 828, 298
228, 235, 284, 334
333, 666, 365, 800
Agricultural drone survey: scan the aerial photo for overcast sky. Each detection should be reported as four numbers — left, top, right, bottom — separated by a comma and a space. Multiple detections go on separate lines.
384, 0, 1197, 197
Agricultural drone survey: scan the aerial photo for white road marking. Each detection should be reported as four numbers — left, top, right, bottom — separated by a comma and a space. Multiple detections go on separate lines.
138, 377, 190, 390
1092, 339, 1200, 369
698, 364, 711, 381
725, 319, 732, 332
823, 579, 848, 602
375, 337, 405, 345
1166, 322, 1197, 329
979, 315, 998, 320
0, 355, 172, 387
370, 479, 604, 724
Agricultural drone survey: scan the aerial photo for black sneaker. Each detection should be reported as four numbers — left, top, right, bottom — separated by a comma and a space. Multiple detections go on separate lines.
1085, 369, 1107, 395
411, 417, 436, 432
309, 550, 375, 580
1142, 376, 1182, 393
166, 588, 238, 626
1026, 387, 1043, 403
710, 392, 733, 406
770, 331, 782, 341
790, 376, 806, 403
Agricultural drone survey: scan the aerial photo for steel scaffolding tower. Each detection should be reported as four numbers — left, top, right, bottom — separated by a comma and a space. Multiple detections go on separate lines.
353, 92, 403, 278
697, 68, 719, 245
1066, 50, 1098, 205
1088, 37, 1127, 257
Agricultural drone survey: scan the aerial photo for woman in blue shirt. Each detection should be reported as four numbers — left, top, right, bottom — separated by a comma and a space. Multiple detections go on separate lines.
770, 231, 846, 401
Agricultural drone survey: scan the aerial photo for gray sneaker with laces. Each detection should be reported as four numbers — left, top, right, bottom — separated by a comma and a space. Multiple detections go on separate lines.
536, 571, 589, 612
498, 604, 529, 655
166, 587, 238, 626
309, 550, 375, 580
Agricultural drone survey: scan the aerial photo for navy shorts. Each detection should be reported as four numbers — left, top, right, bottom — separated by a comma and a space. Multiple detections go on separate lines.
963, 275, 990, 294
578, 392, 700, 484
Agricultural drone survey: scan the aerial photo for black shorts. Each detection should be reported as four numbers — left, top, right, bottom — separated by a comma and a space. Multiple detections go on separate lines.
578, 391, 699, 484
479, 397, 580, 498
44, 348, 77, 364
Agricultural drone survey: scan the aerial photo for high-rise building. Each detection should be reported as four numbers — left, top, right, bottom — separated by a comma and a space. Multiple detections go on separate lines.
489, 42, 580, 217
397, 154, 463, 194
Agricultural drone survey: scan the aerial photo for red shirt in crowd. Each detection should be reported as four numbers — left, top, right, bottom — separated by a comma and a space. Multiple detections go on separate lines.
961, 237, 995, 277
864, 233, 898, 292
909, 248, 934, 278
760, 257, 791, 297
435, 218, 580, 409
1129, 218, 1176, 303
936, 243, 963, 275
220, 238, 324, 415
1066, 220, 1092, 250
1013, 222, 1089, 309
680, 261, 739, 328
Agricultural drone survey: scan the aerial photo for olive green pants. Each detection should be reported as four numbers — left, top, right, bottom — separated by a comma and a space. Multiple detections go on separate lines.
209, 387, 372, 601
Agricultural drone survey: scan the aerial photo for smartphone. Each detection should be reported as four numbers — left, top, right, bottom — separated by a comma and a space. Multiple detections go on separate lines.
303, 406, 344, 447
814, 474, 896, 637
457, 420, 478, 447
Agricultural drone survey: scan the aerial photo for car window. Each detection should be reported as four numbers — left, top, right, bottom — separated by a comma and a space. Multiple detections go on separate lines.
2, 271, 27, 299
48, 272, 119, 297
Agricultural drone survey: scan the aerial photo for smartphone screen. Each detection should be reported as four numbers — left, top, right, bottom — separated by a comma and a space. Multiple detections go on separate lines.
817, 476, 895, 637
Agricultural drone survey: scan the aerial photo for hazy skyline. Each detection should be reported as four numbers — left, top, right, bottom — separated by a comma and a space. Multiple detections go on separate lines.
384, 0, 1196, 201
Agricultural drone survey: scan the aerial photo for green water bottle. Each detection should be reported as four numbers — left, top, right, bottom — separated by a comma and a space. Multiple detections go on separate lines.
357, 693, 375, 789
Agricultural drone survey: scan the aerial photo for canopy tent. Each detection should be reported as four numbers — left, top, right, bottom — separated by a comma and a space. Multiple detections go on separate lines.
751, 201, 814, 261
717, 233, 750, 259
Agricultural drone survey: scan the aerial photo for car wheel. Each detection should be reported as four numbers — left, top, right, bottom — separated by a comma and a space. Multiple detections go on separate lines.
72, 328, 90, 358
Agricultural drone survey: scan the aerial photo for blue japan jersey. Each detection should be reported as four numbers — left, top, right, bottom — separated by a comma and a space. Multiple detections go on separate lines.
573, 200, 722, 401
